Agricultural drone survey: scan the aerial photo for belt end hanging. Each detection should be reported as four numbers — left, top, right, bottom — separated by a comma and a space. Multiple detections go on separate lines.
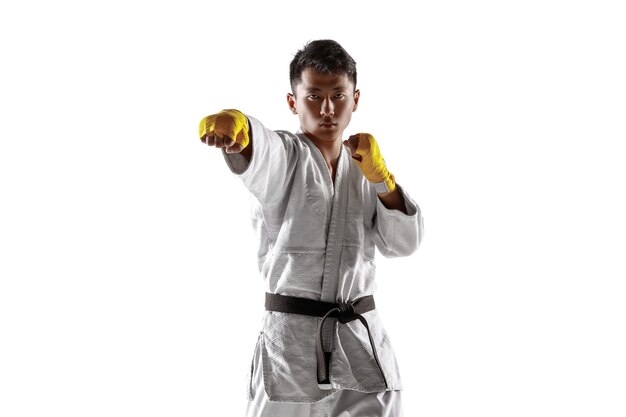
317, 381, 333, 390
317, 351, 333, 390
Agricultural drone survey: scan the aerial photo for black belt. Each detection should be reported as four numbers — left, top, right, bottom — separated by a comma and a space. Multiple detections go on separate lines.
264, 292, 389, 390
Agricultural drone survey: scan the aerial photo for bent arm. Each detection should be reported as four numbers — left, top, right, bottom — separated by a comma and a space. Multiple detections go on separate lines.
377, 188, 407, 214
373, 184, 424, 257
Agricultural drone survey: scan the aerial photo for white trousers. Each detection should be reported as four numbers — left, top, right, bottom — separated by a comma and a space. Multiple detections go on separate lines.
246, 344, 403, 417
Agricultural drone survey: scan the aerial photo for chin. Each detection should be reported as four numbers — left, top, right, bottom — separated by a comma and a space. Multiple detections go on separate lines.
303, 124, 342, 142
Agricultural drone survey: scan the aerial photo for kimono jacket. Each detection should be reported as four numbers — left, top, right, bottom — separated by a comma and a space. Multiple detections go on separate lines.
222, 116, 424, 403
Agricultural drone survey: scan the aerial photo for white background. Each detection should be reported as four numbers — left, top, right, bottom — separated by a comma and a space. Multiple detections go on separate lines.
1, 1, 625, 416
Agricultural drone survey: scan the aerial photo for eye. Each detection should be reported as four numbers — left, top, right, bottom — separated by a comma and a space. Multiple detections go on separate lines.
307, 94, 319, 100
335, 93, 346, 99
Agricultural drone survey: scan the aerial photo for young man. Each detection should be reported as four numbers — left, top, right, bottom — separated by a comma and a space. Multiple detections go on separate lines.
198, 40, 423, 417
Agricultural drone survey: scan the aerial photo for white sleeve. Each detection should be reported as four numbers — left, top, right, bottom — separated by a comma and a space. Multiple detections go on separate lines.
222, 115, 298, 206
373, 184, 424, 257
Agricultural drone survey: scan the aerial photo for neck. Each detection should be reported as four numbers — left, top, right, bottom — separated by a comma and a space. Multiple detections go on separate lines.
304, 132, 343, 170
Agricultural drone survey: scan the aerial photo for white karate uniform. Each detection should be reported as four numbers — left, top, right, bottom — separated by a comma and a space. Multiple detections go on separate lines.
222, 116, 424, 415
246, 335, 403, 417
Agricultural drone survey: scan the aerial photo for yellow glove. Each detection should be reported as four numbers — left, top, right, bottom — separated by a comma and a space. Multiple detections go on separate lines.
198, 109, 250, 149
344, 133, 396, 194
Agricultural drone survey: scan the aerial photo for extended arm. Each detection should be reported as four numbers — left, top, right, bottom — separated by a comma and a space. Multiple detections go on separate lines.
199, 108, 252, 160
198, 109, 297, 205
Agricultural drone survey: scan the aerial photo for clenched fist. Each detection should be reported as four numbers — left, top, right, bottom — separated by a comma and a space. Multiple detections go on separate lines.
344, 133, 396, 194
198, 109, 249, 154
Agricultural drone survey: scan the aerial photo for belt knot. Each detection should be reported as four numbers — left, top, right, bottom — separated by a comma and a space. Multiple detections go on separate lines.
337, 302, 358, 324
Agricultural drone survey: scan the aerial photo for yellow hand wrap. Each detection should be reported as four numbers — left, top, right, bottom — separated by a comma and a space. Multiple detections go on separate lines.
198, 109, 250, 148
353, 133, 396, 193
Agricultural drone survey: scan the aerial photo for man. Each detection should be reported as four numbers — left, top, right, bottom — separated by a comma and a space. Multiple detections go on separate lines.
198, 39, 423, 417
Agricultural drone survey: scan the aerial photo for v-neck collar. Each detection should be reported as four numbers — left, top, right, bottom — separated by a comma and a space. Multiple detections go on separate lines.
296, 132, 351, 302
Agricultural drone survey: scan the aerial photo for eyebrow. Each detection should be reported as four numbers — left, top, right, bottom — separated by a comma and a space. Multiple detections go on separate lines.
305, 86, 349, 92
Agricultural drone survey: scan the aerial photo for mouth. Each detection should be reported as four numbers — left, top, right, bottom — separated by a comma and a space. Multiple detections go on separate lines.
320, 122, 337, 128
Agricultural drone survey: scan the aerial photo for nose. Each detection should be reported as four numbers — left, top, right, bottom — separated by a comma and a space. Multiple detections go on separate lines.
320, 97, 334, 116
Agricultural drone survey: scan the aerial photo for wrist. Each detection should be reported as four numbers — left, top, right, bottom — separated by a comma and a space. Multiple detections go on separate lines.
371, 172, 396, 194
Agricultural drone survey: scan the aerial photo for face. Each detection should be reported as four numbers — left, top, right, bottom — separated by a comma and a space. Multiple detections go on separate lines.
287, 68, 360, 144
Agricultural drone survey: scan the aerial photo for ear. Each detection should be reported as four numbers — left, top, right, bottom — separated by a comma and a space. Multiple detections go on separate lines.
286, 93, 298, 114
352, 89, 361, 112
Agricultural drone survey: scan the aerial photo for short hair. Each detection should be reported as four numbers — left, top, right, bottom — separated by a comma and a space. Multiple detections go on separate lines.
289, 39, 357, 94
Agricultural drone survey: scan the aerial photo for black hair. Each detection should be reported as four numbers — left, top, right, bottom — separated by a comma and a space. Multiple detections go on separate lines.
289, 39, 357, 94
